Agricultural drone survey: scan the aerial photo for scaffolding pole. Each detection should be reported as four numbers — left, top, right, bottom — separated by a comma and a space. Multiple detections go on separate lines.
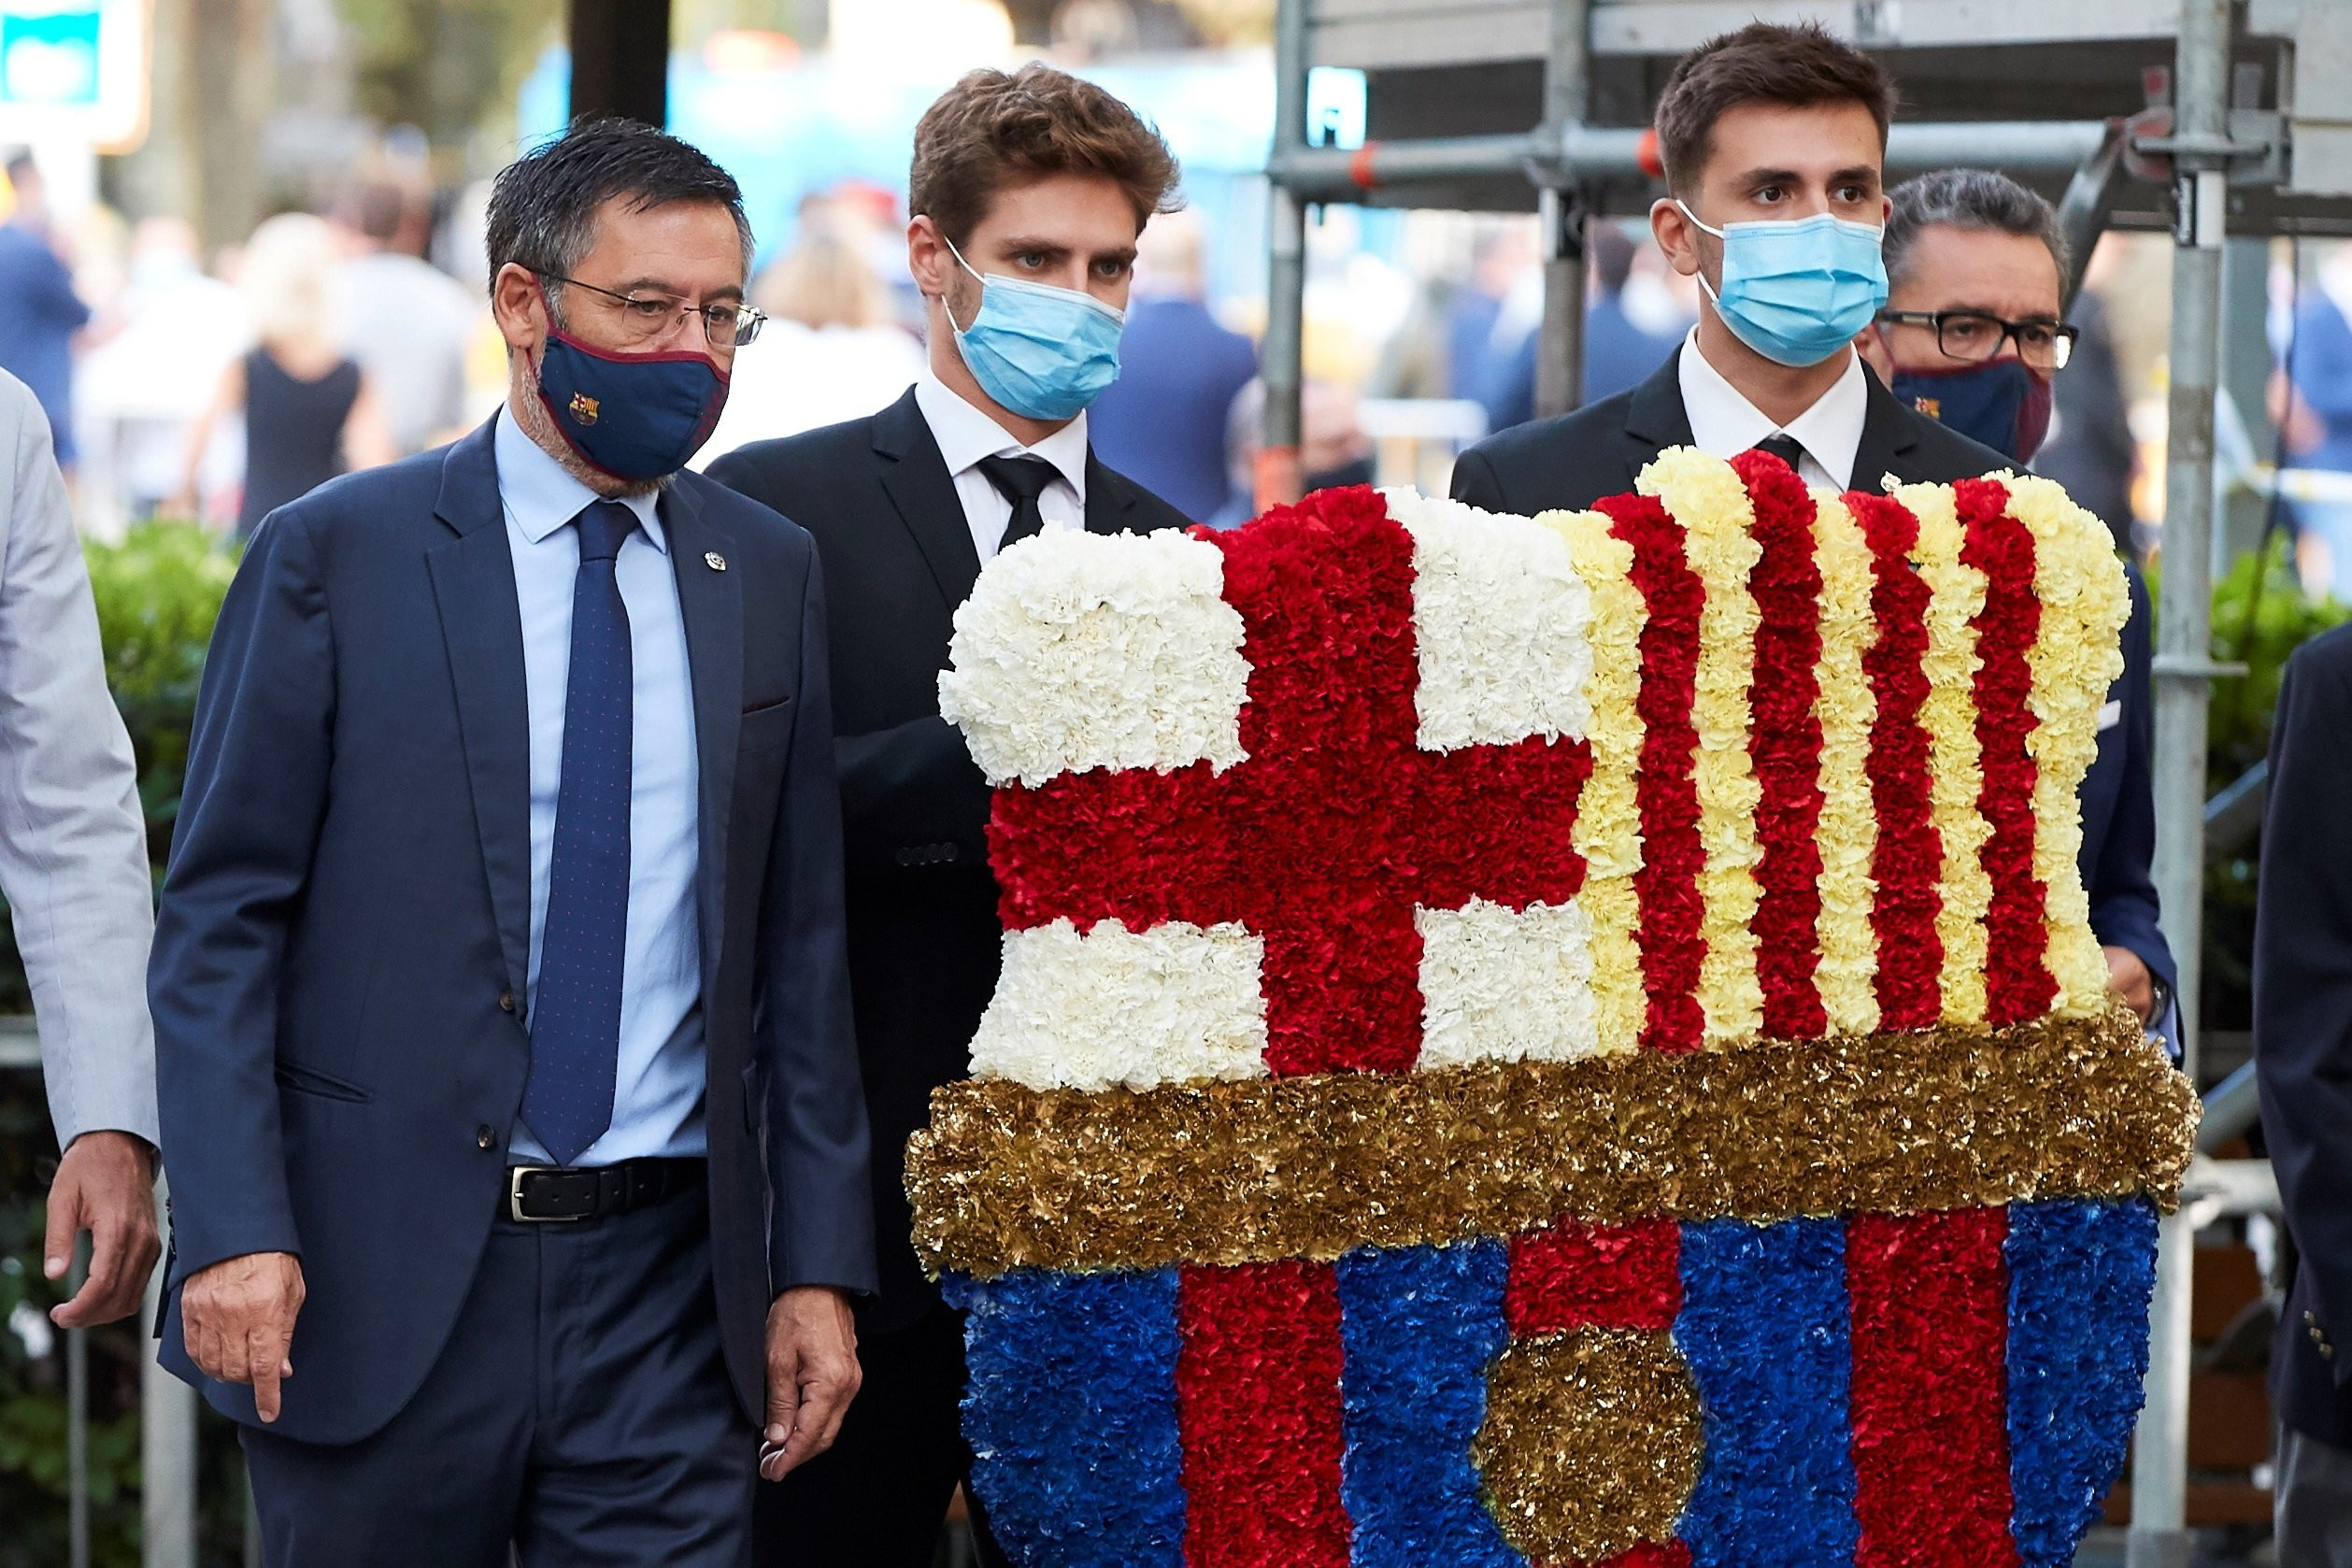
1534, 0, 1589, 420
1260, 0, 1308, 510
2129, 0, 2233, 1561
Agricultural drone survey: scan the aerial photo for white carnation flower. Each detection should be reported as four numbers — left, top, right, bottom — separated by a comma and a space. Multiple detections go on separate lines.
938, 530, 1249, 787
1417, 897, 1601, 1066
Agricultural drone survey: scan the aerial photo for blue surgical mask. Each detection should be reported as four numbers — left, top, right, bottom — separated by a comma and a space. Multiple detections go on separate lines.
1679, 202, 1889, 368
533, 286, 730, 482
1888, 355, 2054, 463
944, 236, 1124, 421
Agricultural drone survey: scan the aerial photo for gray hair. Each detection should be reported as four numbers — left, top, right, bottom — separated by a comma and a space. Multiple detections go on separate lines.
1883, 168, 2069, 292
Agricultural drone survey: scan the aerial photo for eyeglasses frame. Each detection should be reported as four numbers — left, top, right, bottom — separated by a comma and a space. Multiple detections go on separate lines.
534, 269, 768, 349
1873, 308, 2076, 371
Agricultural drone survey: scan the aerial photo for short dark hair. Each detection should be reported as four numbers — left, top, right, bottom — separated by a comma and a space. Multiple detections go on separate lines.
1884, 168, 2070, 292
1654, 22, 1898, 194
484, 116, 750, 298
910, 63, 1181, 249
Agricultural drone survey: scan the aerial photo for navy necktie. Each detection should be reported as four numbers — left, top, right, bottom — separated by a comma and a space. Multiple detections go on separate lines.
1752, 433, 1806, 473
522, 499, 636, 1166
978, 454, 1058, 552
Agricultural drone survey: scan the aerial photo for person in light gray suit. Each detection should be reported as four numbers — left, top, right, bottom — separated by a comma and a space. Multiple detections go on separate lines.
0, 366, 162, 1328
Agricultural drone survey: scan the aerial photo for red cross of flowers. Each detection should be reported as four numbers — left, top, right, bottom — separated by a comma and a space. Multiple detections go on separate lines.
989, 486, 1593, 1076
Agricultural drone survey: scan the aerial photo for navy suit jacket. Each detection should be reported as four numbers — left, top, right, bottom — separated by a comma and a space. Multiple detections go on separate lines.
150, 419, 877, 1445
2076, 563, 2174, 1005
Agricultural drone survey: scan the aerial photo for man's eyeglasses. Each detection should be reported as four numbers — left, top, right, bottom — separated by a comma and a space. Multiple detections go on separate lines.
536, 270, 768, 349
1874, 309, 2075, 372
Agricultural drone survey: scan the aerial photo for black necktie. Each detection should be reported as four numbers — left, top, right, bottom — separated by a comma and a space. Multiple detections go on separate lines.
977, 454, 1058, 553
1752, 433, 1806, 473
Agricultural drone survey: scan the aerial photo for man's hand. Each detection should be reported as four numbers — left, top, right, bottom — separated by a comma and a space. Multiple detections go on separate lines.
2104, 944, 2156, 1024
181, 1251, 305, 1422
760, 1286, 861, 1481
45, 1131, 161, 1329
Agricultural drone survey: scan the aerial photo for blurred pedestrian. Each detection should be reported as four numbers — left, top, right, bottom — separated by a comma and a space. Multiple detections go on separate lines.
2279, 242, 2352, 597
333, 179, 479, 456
0, 365, 163, 1328
177, 213, 394, 535
75, 217, 247, 520
1213, 375, 1376, 528
1089, 209, 1259, 521
0, 151, 92, 470
1480, 220, 1689, 433
1860, 166, 2172, 1041
694, 218, 924, 466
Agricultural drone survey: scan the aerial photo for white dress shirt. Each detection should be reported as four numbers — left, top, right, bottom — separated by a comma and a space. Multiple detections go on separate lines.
1676, 330, 1871, 492
0, 370, 157, 1147
914, 370, 1089, 562
493, 406, 706, 1166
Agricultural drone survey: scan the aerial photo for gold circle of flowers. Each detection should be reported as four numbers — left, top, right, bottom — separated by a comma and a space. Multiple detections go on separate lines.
1475, 1327, 1702, 1562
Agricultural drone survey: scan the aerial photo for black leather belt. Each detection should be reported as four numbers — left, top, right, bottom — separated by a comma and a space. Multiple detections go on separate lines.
505, 1158, 706, 1223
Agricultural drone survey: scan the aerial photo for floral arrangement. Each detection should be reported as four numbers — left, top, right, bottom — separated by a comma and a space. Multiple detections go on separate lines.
916, 453, 2199, 1568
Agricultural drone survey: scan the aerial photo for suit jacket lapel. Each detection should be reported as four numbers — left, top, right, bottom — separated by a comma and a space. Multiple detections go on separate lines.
425, 420, 534, 1004
873, 387, 982, 611
1083, 452, 1142, 535
1851, 362, 1921, 494
659, 480, 742, 1001
1621, 347, 1696, 491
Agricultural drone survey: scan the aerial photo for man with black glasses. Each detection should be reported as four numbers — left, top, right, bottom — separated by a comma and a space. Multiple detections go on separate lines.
150, 117, 874, 1564
1859, 166, 2172, 1040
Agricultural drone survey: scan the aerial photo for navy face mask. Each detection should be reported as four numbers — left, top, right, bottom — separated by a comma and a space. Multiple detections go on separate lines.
1887, 355, 2053, 464
532, 291, 731, 482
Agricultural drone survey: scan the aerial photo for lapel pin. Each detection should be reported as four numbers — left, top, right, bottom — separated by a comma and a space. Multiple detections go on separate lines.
1880, 472, 1902, 493
705, 551, 727, 572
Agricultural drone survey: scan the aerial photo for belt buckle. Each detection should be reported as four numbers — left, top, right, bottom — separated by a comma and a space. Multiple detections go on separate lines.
508, 1164, 589, 1223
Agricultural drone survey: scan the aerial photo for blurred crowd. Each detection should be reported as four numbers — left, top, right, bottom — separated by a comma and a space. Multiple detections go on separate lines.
9, 138, 2352, 568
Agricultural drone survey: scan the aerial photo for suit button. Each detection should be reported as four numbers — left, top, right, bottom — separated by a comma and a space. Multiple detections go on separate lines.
498, 991, 516, 1014
939, 843, 960, 863
477, 1126, 495, 1150
896, 848, 916, 867
2312, 1325, 2327, 1345
2308, 1311, 2320, 1326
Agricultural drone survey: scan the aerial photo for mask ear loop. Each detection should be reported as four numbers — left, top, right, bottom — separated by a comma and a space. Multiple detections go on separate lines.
1675, 203, 1726, 308
938, 233, 988, 335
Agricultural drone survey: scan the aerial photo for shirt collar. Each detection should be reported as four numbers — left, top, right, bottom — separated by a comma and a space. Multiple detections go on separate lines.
493, 402, 668, 551
914, 369, 1090, 504
1675, 329, 1868, 492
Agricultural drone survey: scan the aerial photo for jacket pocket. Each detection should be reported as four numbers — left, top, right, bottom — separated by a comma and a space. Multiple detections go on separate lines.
274, 1060, 373, 1103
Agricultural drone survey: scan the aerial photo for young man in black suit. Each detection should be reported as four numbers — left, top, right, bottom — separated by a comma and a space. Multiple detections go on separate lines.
1451, 21, 2008, 516
706, 64, 1190, 1566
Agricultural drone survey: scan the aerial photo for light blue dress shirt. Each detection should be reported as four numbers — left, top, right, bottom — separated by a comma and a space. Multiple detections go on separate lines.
494, 406, 706, 1165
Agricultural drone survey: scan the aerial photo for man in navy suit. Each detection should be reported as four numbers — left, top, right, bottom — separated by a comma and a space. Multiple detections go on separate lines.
149, 119, 875, 1566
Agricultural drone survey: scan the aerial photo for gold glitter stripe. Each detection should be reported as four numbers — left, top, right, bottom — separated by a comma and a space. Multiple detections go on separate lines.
1544, 507, 1646, 1057
1899, 481, 1993, 1026
1641, 449, 1766, 1045
2007, 474, 2131, 1017
907, 1005, 2196, 1280
1809, 490, 1881, 1036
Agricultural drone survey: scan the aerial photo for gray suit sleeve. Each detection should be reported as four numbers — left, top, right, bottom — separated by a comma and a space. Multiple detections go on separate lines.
0, 373, 157, 1147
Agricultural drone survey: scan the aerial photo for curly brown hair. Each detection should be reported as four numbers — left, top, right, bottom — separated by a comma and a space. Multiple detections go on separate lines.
1654, 22, 1898, 194
910, 63, 1181, 247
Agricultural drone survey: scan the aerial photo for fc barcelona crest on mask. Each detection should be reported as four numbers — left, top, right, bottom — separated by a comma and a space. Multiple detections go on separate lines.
567, 392, 600, 427
911, 451, 2198, 1568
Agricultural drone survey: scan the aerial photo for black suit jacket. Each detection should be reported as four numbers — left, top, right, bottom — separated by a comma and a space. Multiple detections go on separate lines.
706, 387, 1190, 1333
2256, 624, 2352, 1442
150, 420, 875, 1443
1448, 346, 2012, 516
